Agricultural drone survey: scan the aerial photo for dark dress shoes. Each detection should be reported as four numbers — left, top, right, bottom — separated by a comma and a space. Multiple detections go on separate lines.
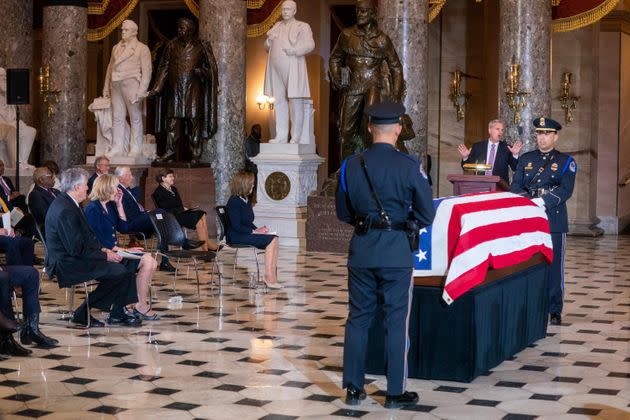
20, 313, 58, 348
384, 391, 419, 409
107, 314, 143, 327
0, 332, 32, 356
345, 385, 367, 405
183, 239, 205, 250
550, 313, 562, 325
71, 312, 105, 328
159, 261, 176, 272
0, 311, 18, 332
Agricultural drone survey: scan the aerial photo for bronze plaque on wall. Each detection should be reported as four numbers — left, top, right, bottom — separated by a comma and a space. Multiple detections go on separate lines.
306, 195, 353, 253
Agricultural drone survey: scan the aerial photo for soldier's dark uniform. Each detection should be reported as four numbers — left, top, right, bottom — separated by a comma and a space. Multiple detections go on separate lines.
510, 117, 576, 325
336, 102, 435, 408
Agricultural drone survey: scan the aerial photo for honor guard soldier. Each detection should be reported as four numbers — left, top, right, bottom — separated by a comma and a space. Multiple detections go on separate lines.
510, 117, 576, 326
336, 101, 435, 409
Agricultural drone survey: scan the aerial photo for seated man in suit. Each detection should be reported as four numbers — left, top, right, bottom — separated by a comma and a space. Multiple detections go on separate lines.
115, 166, 175, 272
457, 119, 522, 185
45, 167, 141, 327
0, 159, 27, 213
88, 156, 111, 195
28, 166, 60, 231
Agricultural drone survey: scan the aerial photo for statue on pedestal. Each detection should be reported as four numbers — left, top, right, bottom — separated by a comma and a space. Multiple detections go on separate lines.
0, 68, 35, 170
148, 17, 218, 164
102, 20, 152, 158
264, 0, 315, 144
329, 0, 408, 159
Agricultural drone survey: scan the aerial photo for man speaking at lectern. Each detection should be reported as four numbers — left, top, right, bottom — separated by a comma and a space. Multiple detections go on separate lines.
457, 119, 522, 184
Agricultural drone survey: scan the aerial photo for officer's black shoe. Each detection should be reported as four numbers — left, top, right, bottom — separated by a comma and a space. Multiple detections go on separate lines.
550, 313, 562, 325
183, 239, 204, 250
0, 332, 32, 356
345, 385, 366, 406
107, 314, 142, 327
384, 391, 419, 409
159, 261, 176, 272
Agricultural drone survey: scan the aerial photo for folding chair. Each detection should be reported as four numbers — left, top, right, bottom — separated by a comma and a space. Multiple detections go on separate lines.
148, 209, 215, 300
214, 206, 264, 286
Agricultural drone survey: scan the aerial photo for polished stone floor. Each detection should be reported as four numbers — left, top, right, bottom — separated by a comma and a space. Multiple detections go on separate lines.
0, 236, 629, 419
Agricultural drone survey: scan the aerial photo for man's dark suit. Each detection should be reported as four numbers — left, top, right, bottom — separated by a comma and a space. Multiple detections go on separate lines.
461, 140, 517, 184
44, 192, 136, 318
0, 175, 27, 213
87, 172, 98, 195
28, 186, 60, 228
118, 185, 153, 234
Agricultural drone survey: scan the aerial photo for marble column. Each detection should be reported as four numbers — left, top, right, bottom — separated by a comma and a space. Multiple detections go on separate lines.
41, 0, 87, 169
378, 0, 428, 161
0, 0, 33, 124
199, 1, 247, 206
499, 0, 551, 152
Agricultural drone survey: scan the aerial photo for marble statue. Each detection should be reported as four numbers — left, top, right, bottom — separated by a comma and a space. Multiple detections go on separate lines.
264, 0, 315, 144
148, 17, 218, 164
102, 19, 152, 158
88, 97, 130, 157
329, 0, 405, 159
0, 68, 36, 170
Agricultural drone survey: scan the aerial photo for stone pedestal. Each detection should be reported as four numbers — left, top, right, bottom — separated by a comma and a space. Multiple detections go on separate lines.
252, 143, 324, 247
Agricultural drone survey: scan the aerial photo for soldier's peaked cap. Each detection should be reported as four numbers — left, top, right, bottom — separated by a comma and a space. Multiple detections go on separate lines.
365, 101, 406, 125
533, 116, 562, 132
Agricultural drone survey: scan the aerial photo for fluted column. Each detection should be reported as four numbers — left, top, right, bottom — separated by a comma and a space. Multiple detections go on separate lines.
499, 0, 551, 152
0, 0, 33, 124
41, 0, 87, 169
378, 0, 428, 161
199, 1, 247, 205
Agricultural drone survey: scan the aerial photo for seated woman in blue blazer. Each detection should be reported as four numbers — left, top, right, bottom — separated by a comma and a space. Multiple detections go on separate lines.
226, 172, 280, 289
85, 174, 160, 320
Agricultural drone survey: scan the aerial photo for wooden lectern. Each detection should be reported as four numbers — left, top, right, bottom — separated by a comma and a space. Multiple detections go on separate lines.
447, 174, 508, 195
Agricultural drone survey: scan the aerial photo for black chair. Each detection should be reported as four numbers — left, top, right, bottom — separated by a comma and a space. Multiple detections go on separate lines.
214, 206, 263, 286
148, 209, 215, 300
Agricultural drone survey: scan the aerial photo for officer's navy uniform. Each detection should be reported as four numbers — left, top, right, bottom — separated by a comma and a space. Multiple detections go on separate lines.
510, 117, 576, 320
336, 102, 435, 400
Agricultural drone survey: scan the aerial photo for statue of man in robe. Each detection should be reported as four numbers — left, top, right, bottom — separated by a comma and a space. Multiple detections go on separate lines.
264, 0, 315, 144
103, 19, 152, 158
148, 17, 218, 164
329, 0, 406, 159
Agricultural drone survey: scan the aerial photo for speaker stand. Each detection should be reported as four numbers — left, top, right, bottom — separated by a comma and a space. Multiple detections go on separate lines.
15, 105, 19, 190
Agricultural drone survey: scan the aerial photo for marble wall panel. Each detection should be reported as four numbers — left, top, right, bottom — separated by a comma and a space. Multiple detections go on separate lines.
0, 0, 33, 124
617, 33, 630, 224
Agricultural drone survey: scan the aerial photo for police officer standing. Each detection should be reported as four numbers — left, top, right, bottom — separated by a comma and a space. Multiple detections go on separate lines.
511, 117, 576, 326
336, 101, 435, 408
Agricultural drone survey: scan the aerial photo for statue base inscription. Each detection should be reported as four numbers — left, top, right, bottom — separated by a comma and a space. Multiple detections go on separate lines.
305, 195, 353, 253
252, 143, 324, 247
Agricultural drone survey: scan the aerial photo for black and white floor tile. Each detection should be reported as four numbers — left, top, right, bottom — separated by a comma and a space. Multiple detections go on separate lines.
0, 236, 629, 419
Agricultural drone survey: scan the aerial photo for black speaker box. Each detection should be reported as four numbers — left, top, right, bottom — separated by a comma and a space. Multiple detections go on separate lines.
6, 68, 30, 105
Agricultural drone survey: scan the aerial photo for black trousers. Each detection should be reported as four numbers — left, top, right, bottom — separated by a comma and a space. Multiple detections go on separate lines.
0, 236, 34, 266
74, 262, 137, 319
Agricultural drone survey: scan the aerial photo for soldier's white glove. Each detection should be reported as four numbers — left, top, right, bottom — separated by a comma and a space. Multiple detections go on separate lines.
532, 197, 545, 208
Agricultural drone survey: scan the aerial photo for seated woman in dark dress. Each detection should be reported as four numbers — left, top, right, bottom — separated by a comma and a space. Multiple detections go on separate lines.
151, 168, 219, 252
226, 172, 280, 289
85, 175, 160, 320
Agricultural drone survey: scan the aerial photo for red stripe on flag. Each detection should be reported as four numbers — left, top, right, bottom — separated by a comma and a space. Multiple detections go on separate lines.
453, 217, 551, 259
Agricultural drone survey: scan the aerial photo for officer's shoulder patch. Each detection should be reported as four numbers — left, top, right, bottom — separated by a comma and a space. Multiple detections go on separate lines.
569, 160, 576, 173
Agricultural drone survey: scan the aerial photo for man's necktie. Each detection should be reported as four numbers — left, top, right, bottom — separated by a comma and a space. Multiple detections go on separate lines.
486, 144, 496, 175
47, 188, 56, 198
0, 178, 11, 197
125, 188, 144, 212
0, 197, 9, 213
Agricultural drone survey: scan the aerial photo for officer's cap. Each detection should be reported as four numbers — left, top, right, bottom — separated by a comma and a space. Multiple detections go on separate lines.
365, 101, 406, 125
533, 116, 562, 132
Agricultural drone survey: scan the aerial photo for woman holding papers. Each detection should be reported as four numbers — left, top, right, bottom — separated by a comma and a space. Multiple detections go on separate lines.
85, 175, 160, 320
226, 172, 280, 289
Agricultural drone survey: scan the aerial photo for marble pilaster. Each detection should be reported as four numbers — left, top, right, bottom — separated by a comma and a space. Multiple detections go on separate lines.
378, 0, 429, 161
41, 2, 87, 169
499, 0, 551, 152
0, 0, 33, 124
199, 1, 247, 206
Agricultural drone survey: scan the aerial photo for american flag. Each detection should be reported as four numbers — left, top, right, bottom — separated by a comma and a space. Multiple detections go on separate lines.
413, 192, 553, 304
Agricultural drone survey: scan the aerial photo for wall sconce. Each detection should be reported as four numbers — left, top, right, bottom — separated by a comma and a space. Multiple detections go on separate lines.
38, 65, 60, 118
505, 62, 530, 125
558, 72, 579, 123
256, 94, 274, 110
448, 70, 471, 121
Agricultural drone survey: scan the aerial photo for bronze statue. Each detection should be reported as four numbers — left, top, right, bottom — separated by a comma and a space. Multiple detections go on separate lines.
148, 18, 218, 164
329, 0, 407, 159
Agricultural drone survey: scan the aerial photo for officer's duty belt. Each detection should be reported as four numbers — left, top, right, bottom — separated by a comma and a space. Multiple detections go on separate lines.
371, 220, 406, 231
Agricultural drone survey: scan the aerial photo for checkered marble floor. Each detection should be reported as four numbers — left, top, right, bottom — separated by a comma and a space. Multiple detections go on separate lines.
0, 236, 629, 419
